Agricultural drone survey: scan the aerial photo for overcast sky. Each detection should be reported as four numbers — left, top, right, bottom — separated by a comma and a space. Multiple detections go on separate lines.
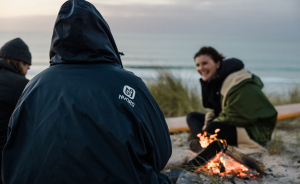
0, 0, 299, 35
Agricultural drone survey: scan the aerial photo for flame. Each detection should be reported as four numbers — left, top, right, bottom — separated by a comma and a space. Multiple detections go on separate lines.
196, 130, 259, 178
197, 129, 227, 148
195, 152, 260, 178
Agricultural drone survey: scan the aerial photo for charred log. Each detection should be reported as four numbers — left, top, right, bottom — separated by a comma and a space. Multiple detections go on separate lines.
186, 140, 223, 170
225, 145, 265, 177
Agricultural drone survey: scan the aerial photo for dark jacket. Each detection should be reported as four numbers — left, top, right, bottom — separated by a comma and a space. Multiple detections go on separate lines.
0, 60, 28, 169
2, 1, 171, 184
200, 58, 244, 116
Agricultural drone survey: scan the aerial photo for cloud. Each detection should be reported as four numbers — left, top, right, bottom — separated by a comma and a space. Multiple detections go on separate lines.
94, 0, 300, 35
0, 0, 63, 18
95, 0, 175, 6
0, 16, 56, 32
0, 0, 299, 36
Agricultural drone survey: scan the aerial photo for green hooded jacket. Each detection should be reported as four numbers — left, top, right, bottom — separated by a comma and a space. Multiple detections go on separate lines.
213, 69, 277, 146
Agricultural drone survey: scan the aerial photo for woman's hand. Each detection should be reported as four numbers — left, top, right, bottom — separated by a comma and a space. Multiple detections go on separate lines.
202, 123, 207, 131
203, 111, 215, 131
202, 117, 213, 131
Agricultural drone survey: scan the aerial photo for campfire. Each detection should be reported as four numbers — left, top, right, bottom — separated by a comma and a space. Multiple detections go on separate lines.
186, 130, 264, 179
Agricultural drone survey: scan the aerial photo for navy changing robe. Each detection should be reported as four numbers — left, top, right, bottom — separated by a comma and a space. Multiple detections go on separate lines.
2, 0, 172, 183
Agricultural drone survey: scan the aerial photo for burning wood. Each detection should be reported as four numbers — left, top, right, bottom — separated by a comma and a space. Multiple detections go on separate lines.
195, 151, 259, 178
186, 139, 265, 179
197, 128, 227, 149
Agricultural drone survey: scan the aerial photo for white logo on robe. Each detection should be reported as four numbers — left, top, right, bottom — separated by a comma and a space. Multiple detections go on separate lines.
123, 85, 135, 99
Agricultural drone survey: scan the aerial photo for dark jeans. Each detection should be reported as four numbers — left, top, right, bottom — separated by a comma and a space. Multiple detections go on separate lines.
186, 112, 237, 146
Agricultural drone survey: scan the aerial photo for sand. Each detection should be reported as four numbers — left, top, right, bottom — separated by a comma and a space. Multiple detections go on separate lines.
166, 118, 300, 184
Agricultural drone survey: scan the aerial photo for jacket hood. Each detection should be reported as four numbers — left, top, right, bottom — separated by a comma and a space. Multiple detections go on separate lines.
220, 68, 252, 108
218, 58, 244, 81
50, 0, 122, 68
252, 74, 264, 88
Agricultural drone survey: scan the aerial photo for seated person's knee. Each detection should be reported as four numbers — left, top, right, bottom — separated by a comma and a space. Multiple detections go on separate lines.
186, 112, 197, 124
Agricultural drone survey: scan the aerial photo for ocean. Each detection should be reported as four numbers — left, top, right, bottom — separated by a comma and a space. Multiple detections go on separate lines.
1, 31, 300, 95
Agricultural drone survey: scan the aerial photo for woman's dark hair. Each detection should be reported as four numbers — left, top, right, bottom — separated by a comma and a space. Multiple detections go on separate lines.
0, 57, 25, 76
194, 46, 225, 63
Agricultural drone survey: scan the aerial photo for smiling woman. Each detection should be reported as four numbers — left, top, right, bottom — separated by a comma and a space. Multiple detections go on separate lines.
187, 46, 278, 153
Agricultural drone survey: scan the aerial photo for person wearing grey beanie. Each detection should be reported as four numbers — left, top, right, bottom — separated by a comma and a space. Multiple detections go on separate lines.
0, 38, 31, 180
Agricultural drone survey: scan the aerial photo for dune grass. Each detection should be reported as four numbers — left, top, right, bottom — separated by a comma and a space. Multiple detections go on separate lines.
267, 85, 300, 106
266, 131, 286, 155
147, 71, 206, 117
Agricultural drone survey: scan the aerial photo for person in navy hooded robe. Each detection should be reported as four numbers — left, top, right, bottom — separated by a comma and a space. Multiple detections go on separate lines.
2, 0, 172, 183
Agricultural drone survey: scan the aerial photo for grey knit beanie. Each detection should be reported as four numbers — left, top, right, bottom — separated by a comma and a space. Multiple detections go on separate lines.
0, 38, 32, 65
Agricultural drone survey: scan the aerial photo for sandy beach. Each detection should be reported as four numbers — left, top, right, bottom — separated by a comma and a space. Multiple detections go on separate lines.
166, 117, 300, 184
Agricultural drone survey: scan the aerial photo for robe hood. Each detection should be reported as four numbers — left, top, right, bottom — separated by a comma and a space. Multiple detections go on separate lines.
50, 0, 122, 68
